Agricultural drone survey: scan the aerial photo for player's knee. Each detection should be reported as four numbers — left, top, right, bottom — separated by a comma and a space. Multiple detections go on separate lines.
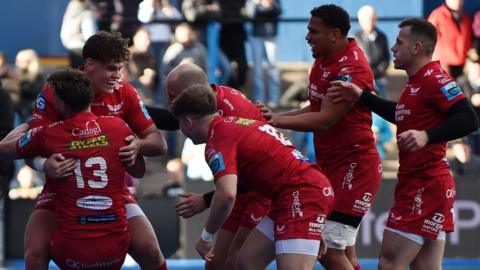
378, 251, 396, 270
24, 248, 49, 269
225, 254, 237, 270
131, 240, 162, 266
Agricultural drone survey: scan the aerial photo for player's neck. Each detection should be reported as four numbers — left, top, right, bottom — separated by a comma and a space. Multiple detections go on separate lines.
324, 38, 349, 62
406, 57, 431, 77
63, 107, 92, 119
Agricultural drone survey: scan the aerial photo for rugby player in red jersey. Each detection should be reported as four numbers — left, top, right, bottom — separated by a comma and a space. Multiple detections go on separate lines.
157, 62, 271, 270
328, 18, 478, 270
257, 5, 381, 270
21, 32, 168, 270
0, 70, 146, 269
170, 84, 334, 270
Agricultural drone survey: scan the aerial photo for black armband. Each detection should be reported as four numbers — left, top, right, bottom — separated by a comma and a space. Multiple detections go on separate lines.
202, 190, 215, 208
426, 99, 479, 144
359, 91, 397, 123
146, 106, 179, 130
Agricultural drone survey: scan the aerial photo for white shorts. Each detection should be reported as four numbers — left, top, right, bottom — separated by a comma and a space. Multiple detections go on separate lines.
385, 226, 446, 245
324, 220, 359, 250
256, 216, 320, 256
125, 203, 146, 219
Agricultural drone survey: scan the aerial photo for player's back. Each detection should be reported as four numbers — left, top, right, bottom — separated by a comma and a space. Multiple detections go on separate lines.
213, 84, 266, 121
40, 113, 132, 238
206, 117, 322, 197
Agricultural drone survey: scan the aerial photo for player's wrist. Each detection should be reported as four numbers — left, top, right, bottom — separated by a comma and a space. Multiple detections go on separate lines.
201, 228, 215, 242
32, 157, 46, 173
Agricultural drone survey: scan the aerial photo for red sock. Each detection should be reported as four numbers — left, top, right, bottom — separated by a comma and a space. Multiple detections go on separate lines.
159, 260, 168, 270
354, 264, 362, 270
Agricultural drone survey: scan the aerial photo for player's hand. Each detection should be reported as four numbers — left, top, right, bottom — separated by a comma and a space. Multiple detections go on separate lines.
175, 192, 207, 218
255, 101, 278, 126
45, 154, 77, 179
195, 238, 214, 262
397, 129, 429, 152
119, 135, 140, 167
317, 236, 327, 260
327, 80, 362, 104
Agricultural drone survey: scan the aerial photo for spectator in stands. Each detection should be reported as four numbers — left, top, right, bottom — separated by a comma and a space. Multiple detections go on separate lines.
354, 5, 390, 98
128, 27, 158, 101
138, 0, 182, 105
428, 0, 473, 79
60, 0, 98, 68
449, 138, 480, 179
219, 0, 248, 89
162, 23, 208, 78
181, 0, 232, 85
0, 52, 20, 106
14, 49, 45, 123
457, 49, 480, 155
246, 0, 282, 108
473, 8, 480, 55
0, 81, 15, 199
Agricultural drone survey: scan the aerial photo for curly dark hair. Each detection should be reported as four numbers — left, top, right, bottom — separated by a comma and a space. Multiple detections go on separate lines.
47, 69, 93, 112
82, 31, 130, 63
310, 4, 351, 36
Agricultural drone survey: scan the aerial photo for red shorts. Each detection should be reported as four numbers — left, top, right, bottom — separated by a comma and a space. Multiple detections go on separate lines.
50, 230, 130, 270
270, 169, 334, 241
386, 173, 455, 240
34, 181, 137, 211
322, 153, 382, 217
222, 191, 271, 232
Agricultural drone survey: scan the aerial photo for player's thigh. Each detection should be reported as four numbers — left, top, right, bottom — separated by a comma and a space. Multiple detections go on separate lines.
24, 209, 56, 252
228, 226, 252, 256
127, 214, 161, 255
276, 253, 317, 270
237, 229, 274, 270
206, 228, 236, 270
379, 228, 422, 267
410, 238, 445, 270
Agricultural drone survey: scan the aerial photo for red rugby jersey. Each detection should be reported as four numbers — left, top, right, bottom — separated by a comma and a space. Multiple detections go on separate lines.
308, 39, 377, 166
17, 113, 132, 238
205, 116, 323, 197
395, 61, 466, 178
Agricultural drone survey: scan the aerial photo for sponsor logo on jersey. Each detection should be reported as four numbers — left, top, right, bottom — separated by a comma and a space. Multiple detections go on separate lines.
440, 81, 462, 101
66, 258, 121, 269
395, 104, 411, 122
309, 214, 326, 235
208, 152, 226, 175
409, 86, 421, 95
250, 213, 263, 223
338, 56, 348, 62
335, 74, 352, 83
235, 118, 256, 126
291, 190, 304, 218
35, 92, 46, 111
18, 130, 33, 148
78, 212, 117, 224
107, 103, 123, 112
139, 100, 152, 120
276, 224, 286, 233
223, 98, 235, 111
72, 120, 102, 137
424, 69, 433, 76
291, 149, 308, 161
435, 74, 451, 84
353, 192, 373, 213
69, 135, 109, 150
412, 188, 425, 215
76, 195, 113, 210
422, 212, 445, 234
342, 162, 357, 190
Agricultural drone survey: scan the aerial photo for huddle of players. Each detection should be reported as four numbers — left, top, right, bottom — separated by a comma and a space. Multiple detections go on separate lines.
0, 3, 478, 270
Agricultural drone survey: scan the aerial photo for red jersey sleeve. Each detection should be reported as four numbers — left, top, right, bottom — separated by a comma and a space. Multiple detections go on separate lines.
205, 135, 239, 181
335, 61, 374, 94
16, 126, 47, 157
122, 84, 155, 134
425, 76, 466, 112
31, 86, 60, 128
